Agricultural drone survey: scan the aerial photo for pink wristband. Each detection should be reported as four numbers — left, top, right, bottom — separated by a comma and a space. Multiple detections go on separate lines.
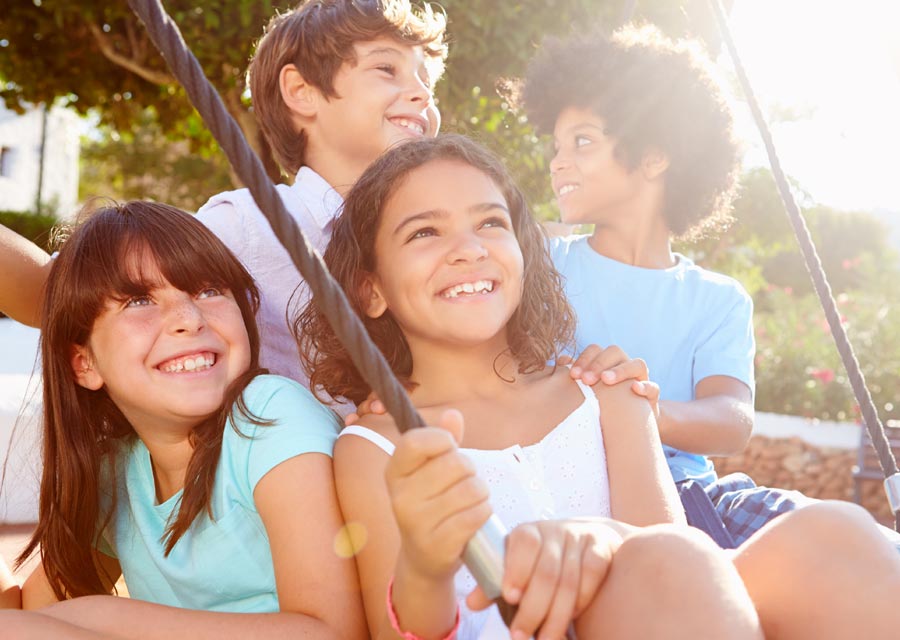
386, 575, 460, 640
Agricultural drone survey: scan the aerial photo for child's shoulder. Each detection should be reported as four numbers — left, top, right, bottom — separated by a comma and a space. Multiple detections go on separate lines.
547, 233, 590, 263
674, 254, 751, 301
238, 374, 341, 430
338, 412, 401, 453
196, 182, 295, 220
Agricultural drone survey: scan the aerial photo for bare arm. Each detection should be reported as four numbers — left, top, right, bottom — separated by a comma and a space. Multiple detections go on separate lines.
334, 419, 476, 640
22, 552, 121, 610
657, 376, 753, 456
594, 381, 685, 526
0, 224, 52, 326
0, 553, 21, 609
35, 454, 367, 639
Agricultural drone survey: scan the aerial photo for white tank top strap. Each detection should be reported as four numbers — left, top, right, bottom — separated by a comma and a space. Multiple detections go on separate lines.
571, 376, 599, 404
339, 425, 396, 455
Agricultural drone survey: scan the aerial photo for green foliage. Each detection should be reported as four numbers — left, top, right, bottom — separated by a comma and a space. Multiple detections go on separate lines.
679, 167, 900, 423
0, 210, 57, 251
80, 108, 234, 211
679, 168, 898, 298
0, 0, 725, 191
754, 286, 900, 426
0, 0, 290, 179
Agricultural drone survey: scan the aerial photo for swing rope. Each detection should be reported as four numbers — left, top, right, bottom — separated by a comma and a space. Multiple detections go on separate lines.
708, 0, 900, 531
123, 0, 546, 633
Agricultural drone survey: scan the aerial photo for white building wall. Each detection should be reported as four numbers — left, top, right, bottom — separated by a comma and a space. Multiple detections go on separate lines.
0, 104, 80, 215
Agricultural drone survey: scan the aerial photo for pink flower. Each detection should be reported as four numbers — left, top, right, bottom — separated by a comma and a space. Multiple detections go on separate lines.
809, 368, 836, 384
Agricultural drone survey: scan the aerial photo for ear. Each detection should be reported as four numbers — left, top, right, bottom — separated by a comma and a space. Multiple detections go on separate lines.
641, 149, 670, 181
279, 64, 320, 119
71, 345, 104, 391
359, 273, 388, 319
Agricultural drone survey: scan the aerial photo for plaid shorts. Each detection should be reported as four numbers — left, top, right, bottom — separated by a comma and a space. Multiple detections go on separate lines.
682, 473, 900, 551
697, 473, 813, 547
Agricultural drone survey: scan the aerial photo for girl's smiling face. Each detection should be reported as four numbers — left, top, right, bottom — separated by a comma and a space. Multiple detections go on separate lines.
72, 252, 252, 435
364, 159, 525, 352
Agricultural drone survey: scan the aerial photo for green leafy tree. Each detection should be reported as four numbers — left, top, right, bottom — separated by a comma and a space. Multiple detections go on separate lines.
0, 0, 291, 181
80, 107, 234, 211
0, 0, 730, 194
680, 168, 898, 299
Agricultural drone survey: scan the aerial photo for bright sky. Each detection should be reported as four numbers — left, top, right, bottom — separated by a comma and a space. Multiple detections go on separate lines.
725, 0, 900, 213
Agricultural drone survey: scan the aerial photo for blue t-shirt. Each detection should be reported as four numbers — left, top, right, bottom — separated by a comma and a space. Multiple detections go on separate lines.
98, 375, 340, 611
550, 235, 755, 484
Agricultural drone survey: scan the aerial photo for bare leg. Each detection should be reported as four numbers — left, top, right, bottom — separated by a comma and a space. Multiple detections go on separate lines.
733, 501, 900, 640
577, 524, 762, 640
0, 553, 21, 609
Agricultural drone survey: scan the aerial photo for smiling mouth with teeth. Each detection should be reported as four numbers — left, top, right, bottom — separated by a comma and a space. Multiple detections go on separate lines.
391, 117, 426, 136
558, 184, 579, 196
158, 352, 216, 373
441, 279, 495, 299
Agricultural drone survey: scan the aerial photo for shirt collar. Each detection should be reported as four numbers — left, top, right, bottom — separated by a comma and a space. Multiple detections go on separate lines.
292, 166, 344, 230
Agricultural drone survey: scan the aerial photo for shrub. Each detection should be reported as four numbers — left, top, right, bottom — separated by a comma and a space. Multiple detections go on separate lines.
0, 209, 57, 251
754, 286, 900, 426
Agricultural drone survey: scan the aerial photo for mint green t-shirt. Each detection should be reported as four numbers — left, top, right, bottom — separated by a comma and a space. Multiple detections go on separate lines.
99, 375, 340, 612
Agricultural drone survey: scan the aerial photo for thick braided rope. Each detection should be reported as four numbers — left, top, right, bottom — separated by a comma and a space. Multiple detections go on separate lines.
125, 0, 424, 434
709, 0, 899, 527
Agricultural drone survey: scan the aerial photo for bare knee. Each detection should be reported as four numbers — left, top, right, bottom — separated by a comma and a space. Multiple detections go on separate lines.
615, 524, 726, 580
577, 525, 760, 639
745, 501, 879, 559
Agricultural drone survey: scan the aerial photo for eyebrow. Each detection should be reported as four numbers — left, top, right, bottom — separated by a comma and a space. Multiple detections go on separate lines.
393, 202, 510, 236
363, 46, 403, 59
555, 122, 607, 140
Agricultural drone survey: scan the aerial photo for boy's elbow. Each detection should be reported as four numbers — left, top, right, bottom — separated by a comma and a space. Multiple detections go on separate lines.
720, 401, 754, 455
0, 583, 21, 609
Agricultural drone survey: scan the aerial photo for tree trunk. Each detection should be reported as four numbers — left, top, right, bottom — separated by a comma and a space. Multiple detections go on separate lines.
222, 87, 283, 188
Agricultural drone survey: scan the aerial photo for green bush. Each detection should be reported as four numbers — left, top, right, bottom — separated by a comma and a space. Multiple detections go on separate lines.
0, 210, 58, 251
754, 286, 900, 425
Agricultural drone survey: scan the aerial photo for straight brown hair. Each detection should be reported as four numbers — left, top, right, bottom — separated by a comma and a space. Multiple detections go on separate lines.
17, 201, 264, 599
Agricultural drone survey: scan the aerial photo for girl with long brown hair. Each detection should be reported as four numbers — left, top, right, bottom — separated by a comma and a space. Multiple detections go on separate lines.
1, 201, 365, 638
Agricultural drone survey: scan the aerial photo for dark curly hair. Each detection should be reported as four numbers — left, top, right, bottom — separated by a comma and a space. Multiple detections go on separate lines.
520, 25, 740, 240
295, 134, 575, 405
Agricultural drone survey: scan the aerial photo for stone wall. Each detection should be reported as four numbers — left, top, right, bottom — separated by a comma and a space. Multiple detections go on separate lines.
712, 434, 894, 526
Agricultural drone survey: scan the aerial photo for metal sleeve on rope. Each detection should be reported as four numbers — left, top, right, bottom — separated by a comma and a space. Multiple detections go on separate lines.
708, 0, 900, 531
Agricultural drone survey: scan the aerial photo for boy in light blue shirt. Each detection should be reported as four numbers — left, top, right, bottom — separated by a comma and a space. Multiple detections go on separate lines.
521, 26, 809, 545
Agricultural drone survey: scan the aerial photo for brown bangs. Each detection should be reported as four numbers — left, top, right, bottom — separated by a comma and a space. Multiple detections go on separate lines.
53, 201, 260, 347
25, 200, 266, 600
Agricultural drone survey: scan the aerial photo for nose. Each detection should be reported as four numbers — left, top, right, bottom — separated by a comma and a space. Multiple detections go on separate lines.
549, 147, 569, 175
446, 231, 488, 264
165, 295, 205, 335
402, 71, 432, 105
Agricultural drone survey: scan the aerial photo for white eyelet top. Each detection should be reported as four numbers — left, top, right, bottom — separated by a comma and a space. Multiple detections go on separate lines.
340, 378, 611, 639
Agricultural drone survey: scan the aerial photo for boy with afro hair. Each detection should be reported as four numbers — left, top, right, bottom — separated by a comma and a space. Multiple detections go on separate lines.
522, 25, 810, 546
